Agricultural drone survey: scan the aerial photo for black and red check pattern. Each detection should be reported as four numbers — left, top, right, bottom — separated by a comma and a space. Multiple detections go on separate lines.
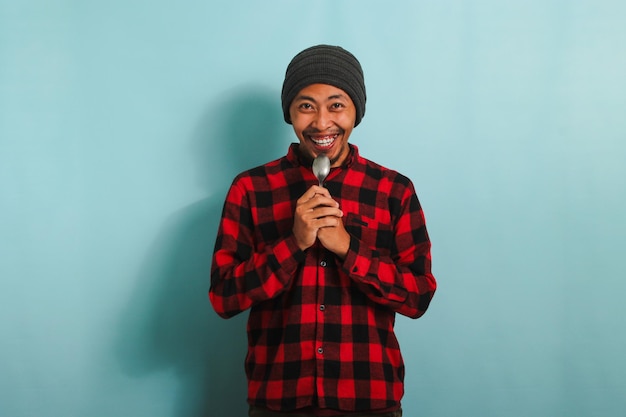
210, 144, 436, 413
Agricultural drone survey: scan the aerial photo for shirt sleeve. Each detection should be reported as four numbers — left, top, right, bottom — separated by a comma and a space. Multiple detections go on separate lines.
341, 181, 437, 319
209, 179, 305, 318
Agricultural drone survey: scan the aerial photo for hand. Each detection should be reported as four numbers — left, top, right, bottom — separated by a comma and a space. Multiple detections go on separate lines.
292, 185, 346, 253
317, 212, 350, 259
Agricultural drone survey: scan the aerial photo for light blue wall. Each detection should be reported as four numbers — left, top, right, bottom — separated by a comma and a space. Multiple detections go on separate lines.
1, 1, 625, 416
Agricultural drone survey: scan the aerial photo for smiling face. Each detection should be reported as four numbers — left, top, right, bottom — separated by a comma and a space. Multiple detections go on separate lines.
289, 83, 357, 167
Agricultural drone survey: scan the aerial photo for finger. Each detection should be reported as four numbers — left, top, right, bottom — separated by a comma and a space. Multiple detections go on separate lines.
316, 215, 344, 229
297, 185, 331, 204
311, 206, 343, 219
312, 195, 340, 209
297, 196, 338, 215
310, 185, 331, 198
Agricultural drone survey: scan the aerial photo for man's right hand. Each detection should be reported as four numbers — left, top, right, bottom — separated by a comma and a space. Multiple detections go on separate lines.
292, 185, 343, 251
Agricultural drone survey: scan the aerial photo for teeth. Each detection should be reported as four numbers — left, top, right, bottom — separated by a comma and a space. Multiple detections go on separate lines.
311, 135, 336, 146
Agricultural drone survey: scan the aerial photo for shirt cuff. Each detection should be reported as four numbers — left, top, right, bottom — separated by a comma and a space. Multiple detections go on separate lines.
273, 233, 306, 272
342, 234, 372, 278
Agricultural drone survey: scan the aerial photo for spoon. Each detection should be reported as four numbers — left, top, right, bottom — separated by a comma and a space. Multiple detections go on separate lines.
312, 154, 331, 186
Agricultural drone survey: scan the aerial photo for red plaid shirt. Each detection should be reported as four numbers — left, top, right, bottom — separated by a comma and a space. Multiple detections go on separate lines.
210, 144, 436, 413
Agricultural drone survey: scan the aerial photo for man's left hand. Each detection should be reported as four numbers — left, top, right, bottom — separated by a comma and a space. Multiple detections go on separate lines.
317, 205, 350, 260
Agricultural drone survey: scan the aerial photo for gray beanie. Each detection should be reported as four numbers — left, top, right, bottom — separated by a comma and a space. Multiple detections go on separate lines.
281, 45, 366, 127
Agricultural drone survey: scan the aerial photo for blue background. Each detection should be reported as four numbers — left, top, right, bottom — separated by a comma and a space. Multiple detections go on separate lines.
1, 1, 625, 416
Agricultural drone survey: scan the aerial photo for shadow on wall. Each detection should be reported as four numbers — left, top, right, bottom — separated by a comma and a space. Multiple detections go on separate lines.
116, 85, 289, 417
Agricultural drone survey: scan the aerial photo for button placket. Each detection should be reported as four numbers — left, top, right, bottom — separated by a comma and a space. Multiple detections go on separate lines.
316, 253, 327, 358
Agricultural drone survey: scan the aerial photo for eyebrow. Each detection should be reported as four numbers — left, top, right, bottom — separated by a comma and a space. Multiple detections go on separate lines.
295, 93, 348, 102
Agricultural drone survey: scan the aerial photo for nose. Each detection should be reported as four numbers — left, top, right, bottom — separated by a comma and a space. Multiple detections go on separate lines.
312, 107, 332, 130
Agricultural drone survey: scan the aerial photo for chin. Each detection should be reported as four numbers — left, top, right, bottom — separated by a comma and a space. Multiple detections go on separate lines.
327, 144, 350, 166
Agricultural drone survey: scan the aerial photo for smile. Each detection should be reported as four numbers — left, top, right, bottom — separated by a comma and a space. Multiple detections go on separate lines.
309, 134, 338, 148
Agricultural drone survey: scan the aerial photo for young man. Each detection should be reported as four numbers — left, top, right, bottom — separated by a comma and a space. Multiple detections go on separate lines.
210, 45, 437, 417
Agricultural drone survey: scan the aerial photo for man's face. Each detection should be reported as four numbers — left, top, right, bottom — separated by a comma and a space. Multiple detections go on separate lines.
289, 83, 357, 168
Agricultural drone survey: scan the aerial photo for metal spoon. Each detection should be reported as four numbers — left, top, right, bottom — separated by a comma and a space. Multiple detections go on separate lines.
312, 154, 331, 186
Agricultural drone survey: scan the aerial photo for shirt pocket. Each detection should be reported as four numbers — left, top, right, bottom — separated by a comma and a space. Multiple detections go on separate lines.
344, 213, 394, 256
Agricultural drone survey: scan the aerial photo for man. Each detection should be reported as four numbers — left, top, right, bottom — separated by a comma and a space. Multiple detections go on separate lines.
210, 45, 436, 417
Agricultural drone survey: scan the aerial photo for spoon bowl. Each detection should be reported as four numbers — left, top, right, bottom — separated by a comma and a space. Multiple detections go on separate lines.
312, 154, 331, 186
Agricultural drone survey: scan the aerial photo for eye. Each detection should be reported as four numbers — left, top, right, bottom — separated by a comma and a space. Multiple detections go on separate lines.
298, 102, 314, 111
330, 102, 345, 110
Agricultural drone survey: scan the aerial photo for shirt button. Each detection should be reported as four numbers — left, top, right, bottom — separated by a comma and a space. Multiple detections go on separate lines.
320, 260, 327, 267
319, 304, 325, 311
317, 347, 324, 354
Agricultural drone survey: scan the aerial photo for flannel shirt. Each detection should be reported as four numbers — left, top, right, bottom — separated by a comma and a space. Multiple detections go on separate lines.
210, 144, 436, 413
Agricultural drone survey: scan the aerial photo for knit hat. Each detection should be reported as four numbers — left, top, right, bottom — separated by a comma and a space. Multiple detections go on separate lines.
281, 45, 366, 127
